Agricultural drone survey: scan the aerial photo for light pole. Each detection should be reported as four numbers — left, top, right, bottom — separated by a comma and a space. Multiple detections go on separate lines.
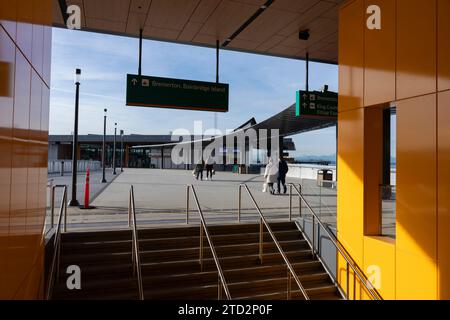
69, 69, 81, 207
113, 123, 117, 175
101, 108, 107, 183
120, 130, 124, 172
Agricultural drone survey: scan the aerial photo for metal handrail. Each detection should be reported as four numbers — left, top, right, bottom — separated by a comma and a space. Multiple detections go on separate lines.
238, 184, 309, 300
128, 185, 144, 300
288, 183, 383, 300
49, 185, 69, 232
45, 185, 68, 300
186, 185, 232, 300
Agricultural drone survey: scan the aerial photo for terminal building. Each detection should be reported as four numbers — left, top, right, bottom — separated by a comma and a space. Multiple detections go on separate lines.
0, 0, 449, 300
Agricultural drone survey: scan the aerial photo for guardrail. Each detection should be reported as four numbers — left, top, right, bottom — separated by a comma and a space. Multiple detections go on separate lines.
128, 185, 144, 300
288, 183, 383, 300
45, 185, 68, 300
48, 160, 101, 175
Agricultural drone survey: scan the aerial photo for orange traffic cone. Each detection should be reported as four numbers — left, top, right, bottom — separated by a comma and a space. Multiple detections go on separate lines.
83, 168, 91, 209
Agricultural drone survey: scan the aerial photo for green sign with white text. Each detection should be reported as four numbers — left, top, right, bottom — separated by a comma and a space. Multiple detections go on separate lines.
296, 90, 338, 118
126, 74, 229, 112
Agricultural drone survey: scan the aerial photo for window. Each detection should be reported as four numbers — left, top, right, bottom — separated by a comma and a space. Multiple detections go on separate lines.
381, 108, 396, 238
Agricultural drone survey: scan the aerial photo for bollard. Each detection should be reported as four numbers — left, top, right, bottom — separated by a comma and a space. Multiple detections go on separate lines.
83, 168, 90, 209
60, 161, 64, 176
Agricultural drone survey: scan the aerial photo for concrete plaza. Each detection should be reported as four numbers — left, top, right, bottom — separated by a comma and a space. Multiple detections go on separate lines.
60, 169, 337, 231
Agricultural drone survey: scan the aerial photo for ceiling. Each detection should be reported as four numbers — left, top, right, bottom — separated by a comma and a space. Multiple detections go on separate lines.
53, 0, 343, 64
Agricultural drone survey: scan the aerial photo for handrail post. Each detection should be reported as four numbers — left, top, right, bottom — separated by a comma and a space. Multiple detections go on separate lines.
190, 185, 232, 300
238, 185, 241, 222
63, 193, 68, 233
312, 215, 316, 259
289, 184, 292, 221
259, 218, 263, 264
346, 262, 350, 299
186, 185, 190, 224
287, 269, 292, 300
299, 184, 302, 218
199, 223, 204, 271
218, 277, 222, 300
51, 186, 55, 228
128, 189, 132, 228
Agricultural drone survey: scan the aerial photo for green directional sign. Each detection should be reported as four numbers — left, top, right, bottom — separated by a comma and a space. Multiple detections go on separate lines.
126, 74, 229, 112
296, 90, 338, 118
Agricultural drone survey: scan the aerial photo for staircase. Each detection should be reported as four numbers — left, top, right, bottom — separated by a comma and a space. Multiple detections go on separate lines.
52, 221, 342, 300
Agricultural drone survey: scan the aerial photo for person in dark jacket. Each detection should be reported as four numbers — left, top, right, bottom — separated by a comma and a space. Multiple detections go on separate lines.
277, 156, 289, 194
194, 159, 205, 180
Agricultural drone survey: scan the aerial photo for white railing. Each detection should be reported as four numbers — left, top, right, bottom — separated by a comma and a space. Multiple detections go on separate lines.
48, 160, 101, 174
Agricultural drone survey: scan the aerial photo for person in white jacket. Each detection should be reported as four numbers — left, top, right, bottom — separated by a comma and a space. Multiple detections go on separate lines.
264, 157, 279, 195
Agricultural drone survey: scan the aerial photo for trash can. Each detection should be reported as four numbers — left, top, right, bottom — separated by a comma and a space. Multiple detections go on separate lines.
317, 169, 333, 186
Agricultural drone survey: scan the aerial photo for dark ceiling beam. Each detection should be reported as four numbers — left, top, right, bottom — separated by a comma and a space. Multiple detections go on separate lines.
58, 0, 69, 24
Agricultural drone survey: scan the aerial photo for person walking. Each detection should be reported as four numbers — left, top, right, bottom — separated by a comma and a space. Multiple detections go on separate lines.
194, 159, 205, 181
264, 157, 279, 195
205, 155, 215, 181
277, 156, 289, 194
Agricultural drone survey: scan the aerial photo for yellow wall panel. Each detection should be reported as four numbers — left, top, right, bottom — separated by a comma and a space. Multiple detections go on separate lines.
438, 0, 450, 91
438, 91, 450, 299
396, 94, 437, 259
396, 0, 437, 100
396, 249, 437, 299
339, 0, 364, 111
364, 0, 396, 106
363, 236, 396, 299
337, 108, 365, 265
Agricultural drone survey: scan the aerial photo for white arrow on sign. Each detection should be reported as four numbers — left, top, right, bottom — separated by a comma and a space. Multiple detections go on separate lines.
131, 78, 138, 85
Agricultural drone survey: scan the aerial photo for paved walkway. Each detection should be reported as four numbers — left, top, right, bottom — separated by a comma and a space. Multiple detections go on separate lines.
60, 169, 337, 231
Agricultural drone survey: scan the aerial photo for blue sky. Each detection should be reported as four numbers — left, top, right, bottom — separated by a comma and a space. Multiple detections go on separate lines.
49, 28, 338, 157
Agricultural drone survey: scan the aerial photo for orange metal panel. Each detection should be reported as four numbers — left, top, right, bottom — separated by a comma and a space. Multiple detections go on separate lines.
438, 0, 450, 91
364, 0, 396, 106
0, 24, 15, 300
31, 24, 43, 77
26, 71, 41, 236
339, 0, 364, 111
438, 90, 450, 299
363, 107, 383, 235
0, 0, 17, 41
396, 94, 437, 259
16, 0, 33, 62
396, 0, 437, 100
8, 50, 31, 298
42, 26, 52, 87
